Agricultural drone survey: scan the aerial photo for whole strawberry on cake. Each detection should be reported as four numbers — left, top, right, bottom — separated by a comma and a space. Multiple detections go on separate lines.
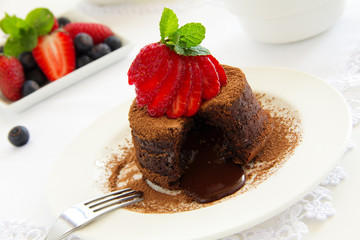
128, 8, 273, 203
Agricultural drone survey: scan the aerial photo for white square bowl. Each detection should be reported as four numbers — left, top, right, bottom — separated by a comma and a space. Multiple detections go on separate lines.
0, 10, 133, 113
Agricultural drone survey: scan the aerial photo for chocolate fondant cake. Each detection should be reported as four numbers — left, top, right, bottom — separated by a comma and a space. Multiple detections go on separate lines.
129, 65, 273, 190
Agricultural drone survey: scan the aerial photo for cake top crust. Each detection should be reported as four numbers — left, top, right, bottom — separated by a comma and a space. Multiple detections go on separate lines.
129, 102, 193, 140
200, 65, 246, 110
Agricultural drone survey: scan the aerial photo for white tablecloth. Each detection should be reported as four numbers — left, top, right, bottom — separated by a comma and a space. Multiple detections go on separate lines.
0, 0, 359, 239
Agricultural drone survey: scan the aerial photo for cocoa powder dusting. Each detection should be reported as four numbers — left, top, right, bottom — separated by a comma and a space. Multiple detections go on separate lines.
95, 93, 302, 214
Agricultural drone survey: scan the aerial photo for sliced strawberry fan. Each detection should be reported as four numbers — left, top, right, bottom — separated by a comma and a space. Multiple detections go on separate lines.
147, 51, 185, 117
128, 43, 227, 118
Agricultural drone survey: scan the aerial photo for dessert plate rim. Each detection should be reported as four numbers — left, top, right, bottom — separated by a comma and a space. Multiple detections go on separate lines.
46, 66, 352, 240
0, 9, 133, 113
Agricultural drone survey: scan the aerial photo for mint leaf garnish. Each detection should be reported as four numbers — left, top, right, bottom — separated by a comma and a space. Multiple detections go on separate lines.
167, 31, 180, 46
25, 8, 54, 36
177, 23, 205, 48
0, 14, 30, 38
173, 44, 210, 56
183, 45, 210, 56
159, 8, 178, 42
159, 8, 209, 56
4, 27, 37, 57
0, 8, 54, 57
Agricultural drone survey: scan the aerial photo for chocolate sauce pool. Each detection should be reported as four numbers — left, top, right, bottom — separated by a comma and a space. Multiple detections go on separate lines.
180, 123, 246, 203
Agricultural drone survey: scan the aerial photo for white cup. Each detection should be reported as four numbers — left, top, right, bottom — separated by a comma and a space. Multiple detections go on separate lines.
224, 0, 347, 44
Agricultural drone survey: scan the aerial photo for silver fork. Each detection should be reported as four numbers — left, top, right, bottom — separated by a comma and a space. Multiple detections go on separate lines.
45, 188, 143, 240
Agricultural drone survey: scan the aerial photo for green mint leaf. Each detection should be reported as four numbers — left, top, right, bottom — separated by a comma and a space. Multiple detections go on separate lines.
159, 8, 209, 57
166, 31, 180, 46
177, 23, 205, 48
25, 8, 54, 36
173, 44, 185, 55
3, 27, 37, 57
186, 45, 210, 56
173, 44, 210, 56
0, 14, 30, 38
159, 8, 179, 42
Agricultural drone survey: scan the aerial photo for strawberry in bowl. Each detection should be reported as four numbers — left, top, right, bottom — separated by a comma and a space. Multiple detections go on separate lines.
0, 55, 24, 101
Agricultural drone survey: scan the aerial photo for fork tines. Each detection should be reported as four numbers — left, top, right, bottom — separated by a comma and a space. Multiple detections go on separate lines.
85, 188, 143, 212
45, 188, 143, 240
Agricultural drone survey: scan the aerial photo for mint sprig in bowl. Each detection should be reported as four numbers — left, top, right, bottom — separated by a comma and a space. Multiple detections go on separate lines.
0, 8, 54, 57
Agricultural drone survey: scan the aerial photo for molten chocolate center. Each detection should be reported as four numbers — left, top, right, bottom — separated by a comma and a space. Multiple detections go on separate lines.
180, 123, 246, 203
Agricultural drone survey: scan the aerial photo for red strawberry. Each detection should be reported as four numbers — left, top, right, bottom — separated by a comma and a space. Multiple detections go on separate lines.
128, 44, 226, 118
196, 56, 220, 100
32, 31, 76, 81
135, 58, 171, 107
129, 44, 161, 85
147, 52, 185, 117
0, 56, 24, 101
63, 22, 114, 44
51, 17, 59, 32
128, 43, 171, 85
184, 59, 202, 117
128, 43, 173, 106
166, 57, 193, 118
207, 55, 227, 85
167, 58, 193, 118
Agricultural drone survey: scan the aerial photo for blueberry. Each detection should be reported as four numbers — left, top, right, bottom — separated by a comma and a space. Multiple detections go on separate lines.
8, 126, 30, 147
104, 36, 122, 51
22, 80, 40, 97
0, 46, 4, 53
74, 33, 94, 53
25, 68, 47, 86
19, 52, 37, 70
76, 55, 92, 68
57, 17, 71, 28
90, 43, 111, 59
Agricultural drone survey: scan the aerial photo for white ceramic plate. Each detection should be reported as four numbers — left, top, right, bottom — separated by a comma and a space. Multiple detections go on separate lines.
47, 66, 352, 240
0, 10, 133, 113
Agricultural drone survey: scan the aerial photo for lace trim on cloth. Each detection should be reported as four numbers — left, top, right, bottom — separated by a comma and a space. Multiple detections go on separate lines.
221, 166, 346, 240
0, 220, 80, 240
332, 42, 360, 126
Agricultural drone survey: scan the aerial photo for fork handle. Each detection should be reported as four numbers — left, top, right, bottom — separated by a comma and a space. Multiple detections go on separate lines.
45, 217, 77, 240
